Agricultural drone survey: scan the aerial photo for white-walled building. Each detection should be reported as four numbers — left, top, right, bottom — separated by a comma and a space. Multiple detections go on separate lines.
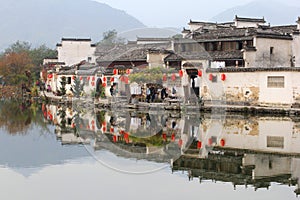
56, 38, 96, 66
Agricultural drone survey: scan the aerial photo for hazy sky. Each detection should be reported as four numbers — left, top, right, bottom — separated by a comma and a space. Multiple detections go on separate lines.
95, 0, 299, 27
95, 0, 254, 27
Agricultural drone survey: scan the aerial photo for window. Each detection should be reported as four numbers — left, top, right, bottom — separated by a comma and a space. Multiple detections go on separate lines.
67, 77, 72, 84
267, 76, 284, 88
270, 47, 274, 55
267, 136, 284, 149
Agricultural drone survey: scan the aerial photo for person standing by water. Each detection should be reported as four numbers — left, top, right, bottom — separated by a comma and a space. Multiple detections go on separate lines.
146, 87, 151, 103
161, 87, 168, 100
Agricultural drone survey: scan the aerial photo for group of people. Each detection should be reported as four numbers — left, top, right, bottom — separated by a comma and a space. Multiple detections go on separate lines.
146, 86, 176, 103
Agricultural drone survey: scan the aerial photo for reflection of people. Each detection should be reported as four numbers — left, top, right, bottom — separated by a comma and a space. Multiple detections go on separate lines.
110, 85, 114, 96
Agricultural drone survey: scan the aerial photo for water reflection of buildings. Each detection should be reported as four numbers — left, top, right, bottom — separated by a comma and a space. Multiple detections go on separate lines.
43, 103, 300, 195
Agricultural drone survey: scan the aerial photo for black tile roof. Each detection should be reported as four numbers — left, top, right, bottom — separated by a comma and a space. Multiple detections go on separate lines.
235, 15, 266, 23
61, 38, 92, 42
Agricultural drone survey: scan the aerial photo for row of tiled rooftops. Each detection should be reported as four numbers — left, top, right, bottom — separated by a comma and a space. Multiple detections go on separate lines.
188, 26, 298, 41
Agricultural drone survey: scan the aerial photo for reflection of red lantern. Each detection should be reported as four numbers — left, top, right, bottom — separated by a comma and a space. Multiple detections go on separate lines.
113, 69, 118, 75
126, 69, 130, 74
209, 74, 213, 81
179, 70, 183, 77
80, 76, 83, 81
110, 77, 114, 82
221, 74, 226, 81
110, 127, 114, 133
102, 126, 107, 132
92, 125, 95, 131
102, 83, 107, 87
197, 141, 202, 149
48, 74, 53, 79
171, 74, 176, 81
91, 82, 95, 87
92, 76, 95, 81
163, 74, 167, 82
178, 139, 183, 147
208, 138, 213, 146
162, 133, 167, 140
91, 120, 95, 125
220, 139, 225, 147
103, 77, 107, 82
171, 134, 175, 141
72, 75, 76, 80
198, 70, 202, 77
87, 76, 90, 81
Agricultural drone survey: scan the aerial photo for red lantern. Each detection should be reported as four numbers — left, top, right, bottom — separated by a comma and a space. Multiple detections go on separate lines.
220, 139, 226, 147
208, 138, 213, 146
221, 74, 226, 81
72, 75, 76, 80
171, 74, 176, 81
92, 125, 95, 131
91, 82, 95, 87
103, 77, 107, 82
163, 74, 167, 82
113, 69, 118, 75
113, 135, 117, 143
124, 133, 129, 140
198, 70, 202, 77
209, 74, 213, 81
110, 77, 114, 82
124, 76, 129, 84
92, 76, 95, 81
179, 70, 183, 77
87, 76, 90, 81
110, 127, 114, 133
91, 120, 95, 125
102, 83, 107, 87
197, 141, 202, 149
102, 122, 107, 127
126, 69, 130, 74
102, 126, 107, 132
48, 74, 53, 79
162, 133, 167, 140
80, 76, 83, 81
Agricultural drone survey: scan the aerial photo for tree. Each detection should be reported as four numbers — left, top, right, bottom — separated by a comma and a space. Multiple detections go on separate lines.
0, 41, 57, 85
59, 76, 67, 96
72, 77, 84, 98
0, 52, 33, 85
99, 29, 125, 45
4, 41, 31, 54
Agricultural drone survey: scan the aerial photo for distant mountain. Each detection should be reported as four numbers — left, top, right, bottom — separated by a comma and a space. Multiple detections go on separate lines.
0, 0, 145, 50
211, 0, 300, 25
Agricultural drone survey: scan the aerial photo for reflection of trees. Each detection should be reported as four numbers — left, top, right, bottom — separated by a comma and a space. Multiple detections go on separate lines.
0, 100, 48, 134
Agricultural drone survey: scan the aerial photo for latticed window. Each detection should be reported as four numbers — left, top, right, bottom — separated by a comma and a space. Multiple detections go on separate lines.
267, 76, 285, 88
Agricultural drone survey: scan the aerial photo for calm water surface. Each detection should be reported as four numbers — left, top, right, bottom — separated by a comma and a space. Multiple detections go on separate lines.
0, 100, 299, 200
